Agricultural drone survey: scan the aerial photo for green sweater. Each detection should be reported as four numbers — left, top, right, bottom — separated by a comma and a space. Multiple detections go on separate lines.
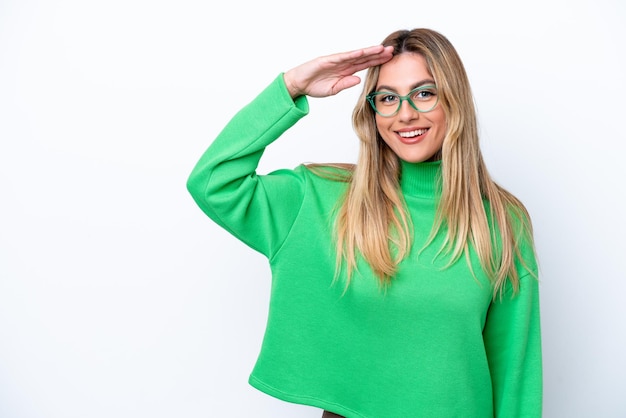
187, 75, 542, 418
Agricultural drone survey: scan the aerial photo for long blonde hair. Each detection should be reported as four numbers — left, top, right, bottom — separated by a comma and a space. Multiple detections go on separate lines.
330, 28, 535, 299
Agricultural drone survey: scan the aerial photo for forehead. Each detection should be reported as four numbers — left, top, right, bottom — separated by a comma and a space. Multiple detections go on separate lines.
376, 53, 432, 88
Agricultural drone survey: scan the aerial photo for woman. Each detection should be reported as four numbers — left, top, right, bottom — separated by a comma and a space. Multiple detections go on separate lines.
187, 28, 542, 418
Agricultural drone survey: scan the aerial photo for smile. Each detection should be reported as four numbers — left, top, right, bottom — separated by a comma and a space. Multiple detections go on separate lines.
398, 128, 428, 138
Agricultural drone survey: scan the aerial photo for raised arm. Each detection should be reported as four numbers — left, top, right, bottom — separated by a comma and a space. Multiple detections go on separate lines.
187, 45, 393, 256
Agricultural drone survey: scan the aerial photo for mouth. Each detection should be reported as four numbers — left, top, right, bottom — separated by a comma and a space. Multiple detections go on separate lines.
397, 128, 428, 143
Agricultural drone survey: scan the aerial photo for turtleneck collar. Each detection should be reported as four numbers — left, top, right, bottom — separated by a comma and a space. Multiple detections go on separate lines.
399, 159, 442, 198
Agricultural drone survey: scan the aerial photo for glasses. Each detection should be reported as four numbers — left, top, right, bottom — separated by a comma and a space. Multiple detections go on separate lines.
366, 85, 439, 117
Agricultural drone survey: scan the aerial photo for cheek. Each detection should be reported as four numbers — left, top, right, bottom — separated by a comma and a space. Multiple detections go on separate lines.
374, 117, 393, 144
433, 107, 446, 126
431, 110, 447, 137
374, 115, 395, 139
374, 115, 385, 130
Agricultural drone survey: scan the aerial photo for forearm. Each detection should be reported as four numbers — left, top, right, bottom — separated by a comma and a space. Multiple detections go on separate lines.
483, 272, 543, 417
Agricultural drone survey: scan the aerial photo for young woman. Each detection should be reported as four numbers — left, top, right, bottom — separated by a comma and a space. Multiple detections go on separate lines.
187, 28, 542, 418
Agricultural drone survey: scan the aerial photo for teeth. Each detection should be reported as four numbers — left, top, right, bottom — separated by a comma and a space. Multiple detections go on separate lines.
398, 129, 427, 138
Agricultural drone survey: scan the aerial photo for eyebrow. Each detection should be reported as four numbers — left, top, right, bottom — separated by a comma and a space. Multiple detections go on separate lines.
375, 79, 436, 92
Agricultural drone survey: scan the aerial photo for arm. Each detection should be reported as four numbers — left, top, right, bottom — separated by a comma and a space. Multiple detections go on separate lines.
187, 45, 394, 256
186, 75, 309, 256
483, 267, 543, 417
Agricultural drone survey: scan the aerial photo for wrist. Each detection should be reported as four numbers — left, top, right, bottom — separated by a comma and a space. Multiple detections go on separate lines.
282, 71, 303, 99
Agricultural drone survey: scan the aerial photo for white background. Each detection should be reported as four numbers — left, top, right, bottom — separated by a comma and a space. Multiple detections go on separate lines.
1, 0, 625, 417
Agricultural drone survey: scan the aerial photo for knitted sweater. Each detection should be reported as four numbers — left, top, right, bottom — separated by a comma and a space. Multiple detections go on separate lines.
187, 74, 542, 418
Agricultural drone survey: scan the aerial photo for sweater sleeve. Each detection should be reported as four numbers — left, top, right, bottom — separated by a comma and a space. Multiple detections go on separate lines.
186, 74, 310, 257
482, 248, 543, 417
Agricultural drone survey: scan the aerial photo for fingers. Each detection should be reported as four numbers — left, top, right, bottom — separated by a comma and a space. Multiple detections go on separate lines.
332, 75, 362, 95
328, 45, 393, 66
340, 44, 393, 60
323, 45, 393, 76
349, 54, 392, 74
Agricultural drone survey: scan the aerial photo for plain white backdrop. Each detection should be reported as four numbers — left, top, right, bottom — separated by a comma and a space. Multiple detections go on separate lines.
1, 0, 625, 417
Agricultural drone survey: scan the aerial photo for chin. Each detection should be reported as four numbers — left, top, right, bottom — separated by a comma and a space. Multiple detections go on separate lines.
398, 153, 438, 163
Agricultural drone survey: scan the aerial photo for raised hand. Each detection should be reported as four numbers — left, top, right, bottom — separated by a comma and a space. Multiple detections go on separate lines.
282, 45, 394, 99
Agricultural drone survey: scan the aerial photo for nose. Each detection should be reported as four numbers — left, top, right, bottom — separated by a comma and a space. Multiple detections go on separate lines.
397, 98, 419, 120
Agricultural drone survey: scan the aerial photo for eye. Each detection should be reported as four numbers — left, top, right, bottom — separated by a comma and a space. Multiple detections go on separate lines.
412, 87, 437, 102
376, 93, 399, 106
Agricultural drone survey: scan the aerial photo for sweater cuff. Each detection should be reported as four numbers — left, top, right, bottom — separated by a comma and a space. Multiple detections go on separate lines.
276, 73, 310, 115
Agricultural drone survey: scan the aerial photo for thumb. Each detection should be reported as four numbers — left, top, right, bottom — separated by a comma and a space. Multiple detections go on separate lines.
332, 75, 362, 95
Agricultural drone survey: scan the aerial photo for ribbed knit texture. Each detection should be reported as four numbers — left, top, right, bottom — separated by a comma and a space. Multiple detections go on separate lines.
187, 74, 542, 418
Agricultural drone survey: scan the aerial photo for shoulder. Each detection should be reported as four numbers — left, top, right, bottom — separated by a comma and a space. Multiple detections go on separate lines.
261, 163, 352, 194
303, 163, 354, 183
506, 204, 538, 277
483, 195, 538, 276
275, 163, 353, 200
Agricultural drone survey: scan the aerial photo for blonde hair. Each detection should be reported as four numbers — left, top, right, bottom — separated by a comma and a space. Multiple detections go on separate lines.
328, 28, 535, 299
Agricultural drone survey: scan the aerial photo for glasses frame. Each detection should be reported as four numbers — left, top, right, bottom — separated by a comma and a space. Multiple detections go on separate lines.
366, 84, 439, 117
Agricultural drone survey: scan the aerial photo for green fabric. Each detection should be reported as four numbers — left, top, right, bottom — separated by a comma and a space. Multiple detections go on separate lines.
187, 74, 542, 418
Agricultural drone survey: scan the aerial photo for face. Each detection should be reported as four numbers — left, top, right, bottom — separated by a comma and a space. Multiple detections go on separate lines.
373, 53, 446, 163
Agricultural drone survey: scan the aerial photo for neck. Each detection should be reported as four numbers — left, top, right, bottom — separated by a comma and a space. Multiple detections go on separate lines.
399, 159, 442, 198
